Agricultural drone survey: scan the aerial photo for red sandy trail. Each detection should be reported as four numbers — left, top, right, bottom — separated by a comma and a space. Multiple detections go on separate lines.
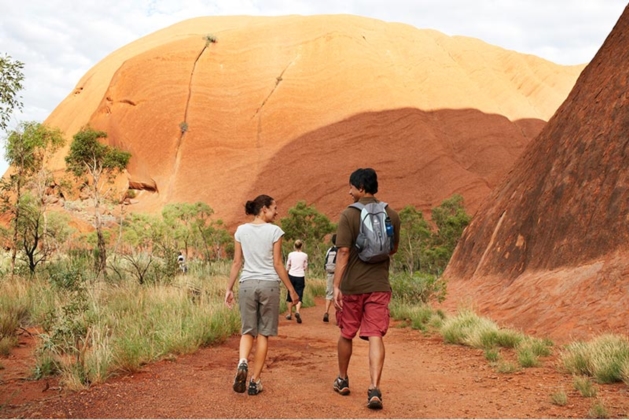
1, 297, 628, 418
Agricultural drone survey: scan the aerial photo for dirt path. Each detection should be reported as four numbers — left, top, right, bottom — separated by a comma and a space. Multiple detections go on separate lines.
2, 297, 628, 418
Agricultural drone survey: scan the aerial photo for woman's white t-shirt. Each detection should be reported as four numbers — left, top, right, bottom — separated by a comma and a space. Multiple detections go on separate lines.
286, 251, 308, 277
234, 222, 284, 282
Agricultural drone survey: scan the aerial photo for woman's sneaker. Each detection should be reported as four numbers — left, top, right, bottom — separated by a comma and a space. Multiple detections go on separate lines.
367, 388, 383, 409
286, 314, 292, 320
248, 378, 263, 395
323, 313, 329, 323
333, 376, 350, 395
232, 361, 248, 393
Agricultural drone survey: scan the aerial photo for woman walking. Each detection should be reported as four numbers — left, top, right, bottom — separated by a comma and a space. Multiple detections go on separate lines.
285, 239, 308, 323
225, 194, 299, 395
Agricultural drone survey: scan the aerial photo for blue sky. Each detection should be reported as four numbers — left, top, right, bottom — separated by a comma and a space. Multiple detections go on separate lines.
1, 0, 627, 174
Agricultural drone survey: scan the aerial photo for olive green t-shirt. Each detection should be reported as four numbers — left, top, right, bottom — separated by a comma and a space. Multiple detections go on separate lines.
336, 197, 401, 295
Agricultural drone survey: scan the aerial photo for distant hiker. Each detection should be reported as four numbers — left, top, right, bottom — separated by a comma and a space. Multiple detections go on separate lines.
332, 168, 400, 410
323, 234, 338, 323
225, 194, 300, 396
285, 239, 308, 323
177, 251, 187, 274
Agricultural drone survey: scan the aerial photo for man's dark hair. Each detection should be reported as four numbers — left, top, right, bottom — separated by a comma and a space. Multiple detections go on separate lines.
331, 234, 337, 245
349, 168, 378, 194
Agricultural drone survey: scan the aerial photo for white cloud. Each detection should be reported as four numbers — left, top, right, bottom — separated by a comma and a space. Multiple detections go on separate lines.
0, 0, 626, 174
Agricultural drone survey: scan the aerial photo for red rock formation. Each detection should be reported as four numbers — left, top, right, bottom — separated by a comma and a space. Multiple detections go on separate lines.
36, 15, 581, 228
443, 5, 629, 342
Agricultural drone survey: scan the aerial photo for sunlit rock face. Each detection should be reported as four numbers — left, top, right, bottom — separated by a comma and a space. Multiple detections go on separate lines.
443, 6, 629, 342
40, 15, 581, 228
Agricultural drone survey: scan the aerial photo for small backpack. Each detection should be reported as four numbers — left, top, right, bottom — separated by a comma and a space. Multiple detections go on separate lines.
325, 246, 338, 273
350, 201, 393, 263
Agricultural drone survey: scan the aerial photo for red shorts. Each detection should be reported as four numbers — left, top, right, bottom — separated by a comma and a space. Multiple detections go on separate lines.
336, 291, 391, 340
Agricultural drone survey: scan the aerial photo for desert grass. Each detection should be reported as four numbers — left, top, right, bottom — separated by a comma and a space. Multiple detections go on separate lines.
550, 389, 568, 406
440, 309, 525, 349
573, 375, 598, 397
588, 400, 610, 419
390, 302, 444, 332
561, 334, 629, 384
2, 271, 241, 390
484, 348, 500, 362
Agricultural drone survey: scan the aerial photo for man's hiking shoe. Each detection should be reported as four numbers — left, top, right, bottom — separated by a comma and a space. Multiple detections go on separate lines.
295, 313, 302, 324
286, 314, 292, 320
323, 313, 329, 323
367, 388, 383, 410
232, 361, 248, 393
333, 376, 350, 395
248, 378, 263, 395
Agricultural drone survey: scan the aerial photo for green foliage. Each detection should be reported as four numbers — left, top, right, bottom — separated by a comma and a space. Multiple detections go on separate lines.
390, 302, 439, 333
393, 205, 431, 273
517, 346, 540, 368
561, 334, 629, 384
279, 200, 336, 276
4, 121, 64, 173
484, 348, 500, 362
392, 194, 470, 277
204, 34, 217, 45
390, 271, 447, 304
550, 390, 567, 406
0, 54, 24, 131
65, 127, 130, 177
13, 193, 73, 273
573, 375, 597, 397
588, 401, 609, 419
65, 126, 130, 275
495, 361, 518, 374
2, 121, 65, 275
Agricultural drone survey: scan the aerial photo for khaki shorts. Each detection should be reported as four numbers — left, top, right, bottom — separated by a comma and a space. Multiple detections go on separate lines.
238, 280, 280, 337
325, 273, 334, 300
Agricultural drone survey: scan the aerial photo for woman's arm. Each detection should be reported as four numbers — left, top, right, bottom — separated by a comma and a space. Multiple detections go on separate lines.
224, 241, 243, 308
274, 238, 299, 302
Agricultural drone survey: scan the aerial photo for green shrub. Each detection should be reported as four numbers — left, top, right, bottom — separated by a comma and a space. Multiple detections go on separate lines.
588, 401, 609, 419
573, 375, 597, 397
391, 271, 447, 304
484, 348, 500, 362
561, 334, 629, 383
495, 361, 518, 374
390, 302, 437, 333
550, 390, 567, 406
517, 347, 540, 368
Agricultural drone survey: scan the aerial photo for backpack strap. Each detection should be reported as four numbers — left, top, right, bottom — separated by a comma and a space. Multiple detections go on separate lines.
349, 201, 387, 210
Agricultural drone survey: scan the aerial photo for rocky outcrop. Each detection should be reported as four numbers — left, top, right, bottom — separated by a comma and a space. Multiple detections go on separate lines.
443, 5, 629, 342
38, 15, 582, 227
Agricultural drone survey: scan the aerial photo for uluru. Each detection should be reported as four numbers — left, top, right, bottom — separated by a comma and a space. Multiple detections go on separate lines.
34, 14, 583, 228
443, 5, 629, 343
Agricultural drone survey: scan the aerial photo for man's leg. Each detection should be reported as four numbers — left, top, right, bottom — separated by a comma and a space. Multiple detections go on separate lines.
337, 336, 352, 378
368, 336, 385, 389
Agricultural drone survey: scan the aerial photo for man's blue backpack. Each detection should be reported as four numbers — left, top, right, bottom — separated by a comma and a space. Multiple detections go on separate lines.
350, 201, 393, 263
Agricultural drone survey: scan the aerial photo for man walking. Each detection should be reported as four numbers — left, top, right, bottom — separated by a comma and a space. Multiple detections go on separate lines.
332, 168, 400, 410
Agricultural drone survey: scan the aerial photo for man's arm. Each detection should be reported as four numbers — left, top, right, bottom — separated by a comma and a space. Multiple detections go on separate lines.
332, 247, 350, 309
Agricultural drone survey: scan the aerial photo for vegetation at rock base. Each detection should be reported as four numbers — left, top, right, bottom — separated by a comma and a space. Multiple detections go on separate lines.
0, 54, 24, 131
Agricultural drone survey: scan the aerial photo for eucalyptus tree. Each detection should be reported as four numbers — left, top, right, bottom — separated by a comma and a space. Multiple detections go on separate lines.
65, 126, 131, 275
279, 200, 336, 273
0, 54, 24, 131
2, 121, 64, 275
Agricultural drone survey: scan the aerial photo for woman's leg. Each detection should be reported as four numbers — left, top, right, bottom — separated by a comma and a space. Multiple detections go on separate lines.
239, 334, 254, 361
251, 335, 268, 381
